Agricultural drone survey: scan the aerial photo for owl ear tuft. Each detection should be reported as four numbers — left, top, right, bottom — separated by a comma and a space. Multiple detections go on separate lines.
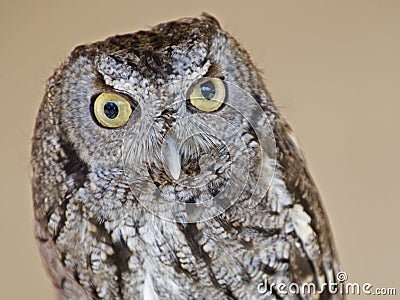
200, 12, 221, 29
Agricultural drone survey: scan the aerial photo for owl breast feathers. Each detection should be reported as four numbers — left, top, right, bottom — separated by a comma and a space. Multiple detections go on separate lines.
32, 13, 342, 300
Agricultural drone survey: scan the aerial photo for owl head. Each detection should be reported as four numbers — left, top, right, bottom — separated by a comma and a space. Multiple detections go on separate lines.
36, 13, 276, 223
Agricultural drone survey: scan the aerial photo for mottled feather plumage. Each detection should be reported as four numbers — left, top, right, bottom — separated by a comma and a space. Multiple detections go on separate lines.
32, 14, 342, 299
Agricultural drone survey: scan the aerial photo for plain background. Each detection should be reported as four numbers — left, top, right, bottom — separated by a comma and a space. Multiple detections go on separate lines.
1, 1, 399, 298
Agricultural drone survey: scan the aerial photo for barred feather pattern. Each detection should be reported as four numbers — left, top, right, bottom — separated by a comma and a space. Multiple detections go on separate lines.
32, 14, 343, 300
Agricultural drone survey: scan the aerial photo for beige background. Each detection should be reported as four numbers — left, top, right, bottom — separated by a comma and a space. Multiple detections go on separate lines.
1, 0, 399, 298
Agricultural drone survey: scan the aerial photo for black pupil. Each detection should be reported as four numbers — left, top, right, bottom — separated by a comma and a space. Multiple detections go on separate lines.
104, 102, 119, 119
200, 81, 216, 100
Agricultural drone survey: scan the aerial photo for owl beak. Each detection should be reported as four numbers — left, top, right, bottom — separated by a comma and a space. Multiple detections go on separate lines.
161, 136, 181, 180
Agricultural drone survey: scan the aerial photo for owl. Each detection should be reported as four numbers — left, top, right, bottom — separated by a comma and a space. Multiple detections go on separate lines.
32, 13, 343, 299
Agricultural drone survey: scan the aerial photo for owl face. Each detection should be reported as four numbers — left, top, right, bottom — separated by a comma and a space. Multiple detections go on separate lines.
51, 14, 275, 222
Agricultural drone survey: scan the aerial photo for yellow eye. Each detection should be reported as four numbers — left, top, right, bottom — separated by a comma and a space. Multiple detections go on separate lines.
93, 93, 133, 128
189, 78, 226, 112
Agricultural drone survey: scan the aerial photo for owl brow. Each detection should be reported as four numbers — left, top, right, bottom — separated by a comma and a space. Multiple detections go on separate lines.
203, 63, 224, 79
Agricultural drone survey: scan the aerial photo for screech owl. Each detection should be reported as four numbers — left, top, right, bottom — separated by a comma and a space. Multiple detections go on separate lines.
32, 13, 343, 299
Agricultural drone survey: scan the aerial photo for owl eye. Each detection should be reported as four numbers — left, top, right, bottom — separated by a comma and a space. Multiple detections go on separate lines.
93, 93, 133, 128
188, 78, 226, 112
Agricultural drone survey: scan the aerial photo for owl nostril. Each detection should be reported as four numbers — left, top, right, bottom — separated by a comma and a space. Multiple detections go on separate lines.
157, 107, 176, 136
